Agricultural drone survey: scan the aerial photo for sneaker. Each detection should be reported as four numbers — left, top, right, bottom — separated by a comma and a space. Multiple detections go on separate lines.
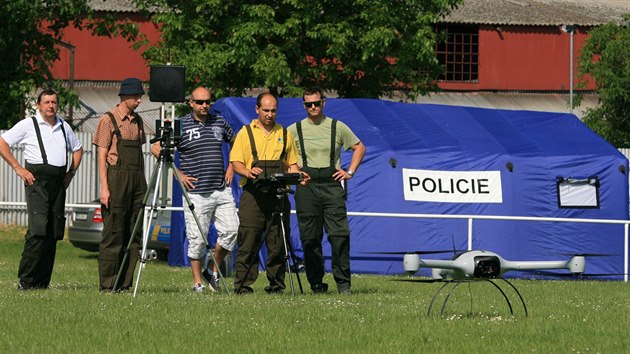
201, 268, 213, 284
208, 273, 221, 293
192, 283, 205, 293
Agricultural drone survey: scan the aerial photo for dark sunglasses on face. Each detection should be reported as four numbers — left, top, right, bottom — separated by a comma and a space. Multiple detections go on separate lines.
193, 99, 212, 105
304, 100, 323, 107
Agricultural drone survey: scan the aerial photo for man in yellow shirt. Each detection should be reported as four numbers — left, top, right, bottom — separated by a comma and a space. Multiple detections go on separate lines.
230, 92, 308, 294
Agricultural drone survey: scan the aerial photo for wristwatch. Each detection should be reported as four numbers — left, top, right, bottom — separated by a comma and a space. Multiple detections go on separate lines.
347, 169, 354, 177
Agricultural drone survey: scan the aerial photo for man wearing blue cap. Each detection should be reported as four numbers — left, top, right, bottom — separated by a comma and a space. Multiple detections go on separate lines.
93, 78, 147, 292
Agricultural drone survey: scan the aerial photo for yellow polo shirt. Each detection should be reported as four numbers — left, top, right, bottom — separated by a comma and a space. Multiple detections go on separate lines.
230, 120, 299, 187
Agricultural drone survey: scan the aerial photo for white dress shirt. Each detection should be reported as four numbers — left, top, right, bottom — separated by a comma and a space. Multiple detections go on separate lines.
1, 111, 82, 167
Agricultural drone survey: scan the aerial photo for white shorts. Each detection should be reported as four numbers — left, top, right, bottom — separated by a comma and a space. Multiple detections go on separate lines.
184, 187, 239, 259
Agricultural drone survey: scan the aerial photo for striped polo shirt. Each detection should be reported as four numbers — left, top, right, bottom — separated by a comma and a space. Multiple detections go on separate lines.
177, 112, 235, 193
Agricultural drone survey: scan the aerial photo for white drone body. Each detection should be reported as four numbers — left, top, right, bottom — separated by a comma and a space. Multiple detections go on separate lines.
403, 250, 586, 280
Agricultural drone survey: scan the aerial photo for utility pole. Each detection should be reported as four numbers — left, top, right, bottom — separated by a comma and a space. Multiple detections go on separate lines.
56, 40, 76, 124
561, 24, 577, 114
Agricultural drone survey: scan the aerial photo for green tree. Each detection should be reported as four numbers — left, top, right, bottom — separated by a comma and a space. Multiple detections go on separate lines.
577, 14, 630, 147
135, 0, 461, 99
0, 1, 138, 129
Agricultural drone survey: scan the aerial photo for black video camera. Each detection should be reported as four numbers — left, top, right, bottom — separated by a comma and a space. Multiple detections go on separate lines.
150, 119, 182, 148
270, 173, 303, 186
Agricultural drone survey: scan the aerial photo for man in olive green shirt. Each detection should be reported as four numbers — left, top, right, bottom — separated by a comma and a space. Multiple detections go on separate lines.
287, 86, 366, 294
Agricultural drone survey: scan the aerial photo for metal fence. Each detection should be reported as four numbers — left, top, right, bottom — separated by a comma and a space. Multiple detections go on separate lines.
0, 131, 158, 225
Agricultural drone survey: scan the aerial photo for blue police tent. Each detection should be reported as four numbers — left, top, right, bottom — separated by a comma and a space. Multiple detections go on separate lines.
169, 97, 629, 279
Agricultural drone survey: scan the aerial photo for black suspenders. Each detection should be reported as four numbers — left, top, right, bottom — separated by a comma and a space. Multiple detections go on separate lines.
106, 111, 144, 142
296, 118, 337, 168
244, 124, 287, 162
31, 116, 69, 167
106, 112, 122, 140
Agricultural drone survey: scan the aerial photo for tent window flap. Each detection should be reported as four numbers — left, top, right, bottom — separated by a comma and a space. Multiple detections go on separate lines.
557, 176, 600, 208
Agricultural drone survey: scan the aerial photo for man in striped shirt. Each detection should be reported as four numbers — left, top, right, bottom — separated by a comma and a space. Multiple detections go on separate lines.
151, 86, 238, 293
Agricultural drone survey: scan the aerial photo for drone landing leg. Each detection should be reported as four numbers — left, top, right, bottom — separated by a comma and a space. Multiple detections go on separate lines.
440, 281, 463, 318
499, 278, 528, 317
427, 281, 453, 318
485, 279, 514, 316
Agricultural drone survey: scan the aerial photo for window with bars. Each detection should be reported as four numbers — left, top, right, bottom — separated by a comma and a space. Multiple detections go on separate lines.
436, 25, 479, 82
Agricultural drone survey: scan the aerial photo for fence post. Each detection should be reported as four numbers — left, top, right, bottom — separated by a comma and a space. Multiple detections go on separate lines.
468, 218, 473, 250
625, 223, 628, 283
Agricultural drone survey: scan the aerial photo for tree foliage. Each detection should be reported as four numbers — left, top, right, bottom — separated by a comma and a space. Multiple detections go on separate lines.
577, 15, 630, 147
135, 0, 462, 99
0, 1, 138, 129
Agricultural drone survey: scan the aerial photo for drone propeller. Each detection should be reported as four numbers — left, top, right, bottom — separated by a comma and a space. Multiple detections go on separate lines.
363, 249, 467, 255
575, 273, 628, 277
389, 277, 442, 284
559, 253, 618, 257
364, 234, 470, 256
521, 269, 627, 278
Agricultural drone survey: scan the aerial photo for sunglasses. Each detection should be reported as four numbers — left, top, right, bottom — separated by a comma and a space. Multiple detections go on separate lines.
303, 100, 323, 107
193, 99, 212, 105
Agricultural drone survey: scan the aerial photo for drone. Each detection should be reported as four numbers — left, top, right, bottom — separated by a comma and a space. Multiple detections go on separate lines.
376, 249, 599, 318
402, 250, 586, 280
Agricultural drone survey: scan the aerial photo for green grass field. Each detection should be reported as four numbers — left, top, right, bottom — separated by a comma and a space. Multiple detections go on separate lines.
1, 224, 630, 353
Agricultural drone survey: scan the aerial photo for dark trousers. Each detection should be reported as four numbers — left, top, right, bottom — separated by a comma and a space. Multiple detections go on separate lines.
295, 182, 351, 289
234, 187, 290, 292
18, 163, 66, 288
98, 168, 146, 290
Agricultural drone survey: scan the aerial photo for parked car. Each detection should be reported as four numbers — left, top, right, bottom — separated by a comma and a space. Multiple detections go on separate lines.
68, 201, 172, 260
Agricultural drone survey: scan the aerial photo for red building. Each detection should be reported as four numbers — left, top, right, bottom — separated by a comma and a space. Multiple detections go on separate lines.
51, 4, 159, 82
435, 0, 613, 91
48, 0, 630, 130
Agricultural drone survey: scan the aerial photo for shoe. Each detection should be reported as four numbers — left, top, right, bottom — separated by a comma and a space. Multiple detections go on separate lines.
337, 283, 351, 295
202, 269, 221, 292
17, 282, 34, 291
235, 286, 253, 295
264, 286, 284, 294
192, 283, 205, 293
201, 268, 212, 284
291, 258, 305, 273
209, 273, 221, 293
311, 283, 329, 294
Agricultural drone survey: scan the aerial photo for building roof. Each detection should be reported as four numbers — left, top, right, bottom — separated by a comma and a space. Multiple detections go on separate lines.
89, 0, 630, 26
443, 0, 630, 26
409, 91, 599, 118
88, 0, 140, 13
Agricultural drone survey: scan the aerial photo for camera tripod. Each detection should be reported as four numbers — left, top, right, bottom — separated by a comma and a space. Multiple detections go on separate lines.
237, 180, 304, 296
113, 136, 230, 297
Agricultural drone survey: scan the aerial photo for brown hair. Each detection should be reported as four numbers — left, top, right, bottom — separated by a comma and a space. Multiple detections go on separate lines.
303, 86, 325, 100
256, 92, 278, 107
37, 89, 58, 104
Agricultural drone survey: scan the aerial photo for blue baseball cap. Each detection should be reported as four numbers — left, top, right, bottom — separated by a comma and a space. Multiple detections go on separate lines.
118, 78, 145, 96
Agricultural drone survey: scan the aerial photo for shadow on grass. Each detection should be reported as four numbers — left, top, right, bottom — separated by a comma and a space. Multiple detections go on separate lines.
78, 253, 99, 260
52, 283, 98, 291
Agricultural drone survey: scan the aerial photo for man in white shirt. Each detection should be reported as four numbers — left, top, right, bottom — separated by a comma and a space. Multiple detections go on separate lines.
0, 89, 83, 290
